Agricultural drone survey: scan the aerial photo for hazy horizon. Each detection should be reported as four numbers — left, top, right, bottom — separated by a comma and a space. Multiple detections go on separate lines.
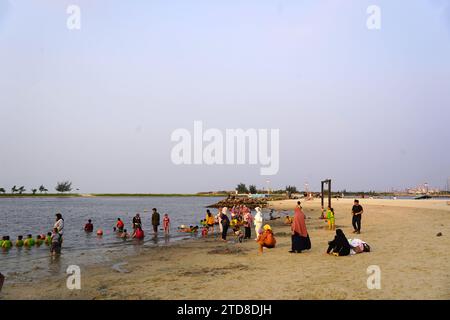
1, 0, 449, 193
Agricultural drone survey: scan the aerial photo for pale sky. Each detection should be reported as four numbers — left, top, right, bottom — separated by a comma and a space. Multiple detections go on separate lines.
0, 0, 449, 193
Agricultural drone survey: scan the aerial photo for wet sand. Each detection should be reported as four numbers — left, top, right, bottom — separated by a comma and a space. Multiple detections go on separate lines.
1, 199, 449, 300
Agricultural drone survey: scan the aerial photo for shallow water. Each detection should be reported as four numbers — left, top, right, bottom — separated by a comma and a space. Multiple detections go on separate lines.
0, 196, 223, 281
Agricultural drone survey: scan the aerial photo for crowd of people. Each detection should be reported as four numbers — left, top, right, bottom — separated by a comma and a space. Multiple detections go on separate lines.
1, 199, 370, 258
1, 213, 64, 256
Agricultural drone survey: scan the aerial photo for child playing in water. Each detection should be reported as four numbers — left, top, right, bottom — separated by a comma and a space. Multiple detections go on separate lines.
24, 234, 35, 247
35, 235, 44, 246
84, 219, 94, 232
50, 228, 62, 255
120, 229, 130, 239
163, 213, 170, 235
15, 235, 24, 247
1, 236, 12, 250
132, 226, 145, 239
116, 218, 125, 232
45, 232, 52, 245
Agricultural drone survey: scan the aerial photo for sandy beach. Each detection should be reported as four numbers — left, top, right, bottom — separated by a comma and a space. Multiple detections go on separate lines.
1, 199, 449, 300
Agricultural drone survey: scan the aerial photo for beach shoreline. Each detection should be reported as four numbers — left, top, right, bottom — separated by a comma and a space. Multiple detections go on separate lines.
1, 199, 449, 300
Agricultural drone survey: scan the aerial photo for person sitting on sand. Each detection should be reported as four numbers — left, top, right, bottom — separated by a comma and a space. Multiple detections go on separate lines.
327, 229, 351, 256
257, 224, 276, 254
284, 215, 293, 225
15, 235, 24, 247
24, 234, 35, 247
84, 219, 94, 232
116, 218, 125, 232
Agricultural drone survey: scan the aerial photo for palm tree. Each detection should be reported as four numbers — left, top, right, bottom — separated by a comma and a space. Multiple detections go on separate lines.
39, 185, 48, 193
18, 186, 26, 194
55, 181, 72, 193
31, 189, 37, 195
11, 185, 18, 194
0, 187, 5, 194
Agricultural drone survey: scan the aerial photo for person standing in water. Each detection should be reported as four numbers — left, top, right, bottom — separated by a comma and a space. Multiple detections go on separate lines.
351, 200, 364, 234
163, 213, 170, 235
151, 208, 160, 235
54, 213, 64, 245
132, 213, 142, 230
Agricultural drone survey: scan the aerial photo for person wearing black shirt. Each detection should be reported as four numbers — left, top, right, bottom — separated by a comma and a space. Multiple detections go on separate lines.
351, 200, 364, 234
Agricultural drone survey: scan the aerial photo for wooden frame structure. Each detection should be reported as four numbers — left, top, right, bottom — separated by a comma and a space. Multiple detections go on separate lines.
321, 179, 332, 209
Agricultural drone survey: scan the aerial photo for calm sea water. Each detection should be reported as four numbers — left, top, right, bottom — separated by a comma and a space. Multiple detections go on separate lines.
0, 196, 223, 281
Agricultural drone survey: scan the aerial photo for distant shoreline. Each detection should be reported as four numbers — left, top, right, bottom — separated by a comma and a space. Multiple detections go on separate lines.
0, 193, 228, 198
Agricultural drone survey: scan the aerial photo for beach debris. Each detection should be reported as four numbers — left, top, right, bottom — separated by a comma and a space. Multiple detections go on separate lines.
436, 232, 443, 237
206, 196, 273, 209
112, 262, 130, 273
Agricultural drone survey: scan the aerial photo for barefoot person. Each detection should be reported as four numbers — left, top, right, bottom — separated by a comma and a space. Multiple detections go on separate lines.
327, 229, 351, 256
151, 208, 160, 235
290, 202, 311, 253
351, 200, 364, 234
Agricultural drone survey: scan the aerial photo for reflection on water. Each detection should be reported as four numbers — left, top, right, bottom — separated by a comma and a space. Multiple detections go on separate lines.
0, 196, 223, 281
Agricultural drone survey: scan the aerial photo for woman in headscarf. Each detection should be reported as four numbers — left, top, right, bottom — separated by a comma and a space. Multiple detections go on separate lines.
220, 207, 230, 241
257, 224, 276, 254
243, 209, 253, 239
54, 213, 64, 245
326, 229, 351, 256
254, 207, 263, 240
290, 202, 311, 253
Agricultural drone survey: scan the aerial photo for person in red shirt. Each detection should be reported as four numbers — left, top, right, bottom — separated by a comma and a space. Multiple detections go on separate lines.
116, 218, 125, 232
84, 219, 94, 232
162, 214, 170, 235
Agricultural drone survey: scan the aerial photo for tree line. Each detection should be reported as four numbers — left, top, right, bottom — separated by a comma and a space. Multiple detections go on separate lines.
0, 181, 73, 195
235, 183, 298, 194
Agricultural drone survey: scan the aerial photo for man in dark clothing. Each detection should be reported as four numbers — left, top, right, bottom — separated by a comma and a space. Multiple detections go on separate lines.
151, 208, 160, 234
351, 199, 364, 234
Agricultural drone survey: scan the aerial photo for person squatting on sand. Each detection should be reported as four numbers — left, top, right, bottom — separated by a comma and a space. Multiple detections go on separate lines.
290, 201, 311, 253
256, 224, 276, 254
